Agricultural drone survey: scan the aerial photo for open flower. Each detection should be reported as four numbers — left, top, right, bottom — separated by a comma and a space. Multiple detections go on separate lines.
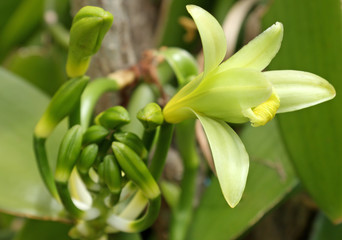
163, 5, 335, 207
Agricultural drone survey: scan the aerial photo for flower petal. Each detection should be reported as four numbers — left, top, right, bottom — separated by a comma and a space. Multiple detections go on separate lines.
189, 68, 272, 123
263, 70, 336, 113
218, 22, 283, 71
187, 5, 227, 75
195, 113, 249, 207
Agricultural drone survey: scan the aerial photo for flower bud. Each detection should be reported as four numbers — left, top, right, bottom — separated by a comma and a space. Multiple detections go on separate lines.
34, 76, 89, 138
66, 6, 113, 78
77, 144, 98, 174
102, 155, 121, 194
113, 132, 148, 159
112, 142, 160, 199
137, 103, 164, 131
82, 125, 109, 145
55, 125, 83, 183
95, 106, 130, 130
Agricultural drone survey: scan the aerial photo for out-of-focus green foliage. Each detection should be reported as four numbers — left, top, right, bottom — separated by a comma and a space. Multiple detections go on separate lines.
263, 0, 342, 223
310, 214, 342, 240
0, 0, 44, 60
0, 68, 66, 220
4, 46, 66, 96
14, 219, 72, 240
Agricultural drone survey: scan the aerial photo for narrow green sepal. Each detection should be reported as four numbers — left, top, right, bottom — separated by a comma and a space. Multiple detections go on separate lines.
112, 142, 160, 199
95, 106, 130, 130
55, 125, 83, 183
113, 132, 148, 160
77, 144, 98, 174
137, 103, 164, 131
82, 125, 109, 145
66, 6, 113, 78
34, 76, 89, 138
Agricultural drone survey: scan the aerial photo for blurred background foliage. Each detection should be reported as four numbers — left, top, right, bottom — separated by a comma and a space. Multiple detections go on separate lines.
0, 0, 341, 239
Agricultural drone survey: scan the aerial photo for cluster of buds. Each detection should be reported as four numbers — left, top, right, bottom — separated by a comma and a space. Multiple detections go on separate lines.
34, 82, 166, 238
33, 6, 168, 239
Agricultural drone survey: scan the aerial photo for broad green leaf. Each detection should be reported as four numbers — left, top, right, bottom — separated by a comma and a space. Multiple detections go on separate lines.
264, 70, 335, 113
195, 113, 249, 207
187, 5, 226, 75
263, 0, 342, 222
310, 213, 342, 240
187, 121, 298, 240
0, 67, 67, 220
218, 22, 283, 72
14, 219, 72, 240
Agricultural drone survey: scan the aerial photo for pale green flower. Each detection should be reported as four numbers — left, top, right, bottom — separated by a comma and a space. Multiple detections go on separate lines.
163, 5, 335, 207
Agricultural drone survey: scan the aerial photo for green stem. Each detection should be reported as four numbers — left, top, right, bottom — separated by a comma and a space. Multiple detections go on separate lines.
56, 181, 84, 218
33, 135, 59, 199
142, 130, 156, 152
149, 123, 174, 180
80, 78, 120, 129
170, 119, 199, 240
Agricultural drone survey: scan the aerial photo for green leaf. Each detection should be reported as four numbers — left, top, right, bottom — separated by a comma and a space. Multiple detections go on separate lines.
187, 5, 226, 75
195, 113, 249, 207
14, 219, 72, 240
310, 213, 342, 240
0, 67, 67, 220
187, 121, 298, 240
263, 0, 342, 222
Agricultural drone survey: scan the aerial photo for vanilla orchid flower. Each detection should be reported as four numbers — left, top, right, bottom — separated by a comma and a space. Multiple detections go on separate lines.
163, 5, 335, 207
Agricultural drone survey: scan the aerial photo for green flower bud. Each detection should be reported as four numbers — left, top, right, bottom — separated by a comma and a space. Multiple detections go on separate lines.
113, 132, 148, 159
112, 142, 160, 199
34, 76, 89, 138
66, 6, 113, 78
97, 161, 105, 185
137, 103, 164, 131
55, 125, 83, 183
82, 125, 109, 145
95, 106, 130, 130
77, 144, 98, 174
102, 155, 121, 194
